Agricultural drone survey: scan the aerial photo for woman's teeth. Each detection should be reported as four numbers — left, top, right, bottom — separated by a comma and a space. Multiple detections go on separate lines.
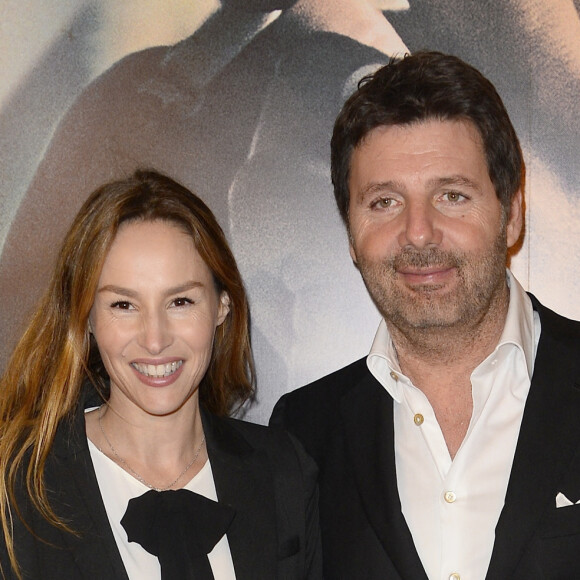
131, 360, 183, 378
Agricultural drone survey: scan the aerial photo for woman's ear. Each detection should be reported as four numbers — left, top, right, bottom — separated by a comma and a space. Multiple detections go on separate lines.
217, 292, 231, 326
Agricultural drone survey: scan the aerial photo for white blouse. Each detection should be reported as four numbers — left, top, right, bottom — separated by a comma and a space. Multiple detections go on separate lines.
88, 438, 236, 580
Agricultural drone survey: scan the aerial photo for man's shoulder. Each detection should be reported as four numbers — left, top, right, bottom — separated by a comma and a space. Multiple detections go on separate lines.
269, 358, 376, 456
282, 357, 370, 409
531, 294, 580, 341
528, 295, 580, 385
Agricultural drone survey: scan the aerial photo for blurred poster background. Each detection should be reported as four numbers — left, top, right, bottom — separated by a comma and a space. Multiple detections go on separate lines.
1, 0, 579, 424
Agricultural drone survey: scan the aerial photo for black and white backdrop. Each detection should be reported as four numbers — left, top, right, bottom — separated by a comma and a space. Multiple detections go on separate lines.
1, 0, 579, 423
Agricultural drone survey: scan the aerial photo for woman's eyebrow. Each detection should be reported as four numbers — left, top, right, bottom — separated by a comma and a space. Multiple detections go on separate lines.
96, 281, 204, 298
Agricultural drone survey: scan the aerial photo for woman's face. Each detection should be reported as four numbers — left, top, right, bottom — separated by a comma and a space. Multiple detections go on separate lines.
89, 220, 229, 419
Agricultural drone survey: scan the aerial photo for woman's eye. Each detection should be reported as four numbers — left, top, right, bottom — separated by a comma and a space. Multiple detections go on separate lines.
172, 297, 193, 308
111, 301, 133, 310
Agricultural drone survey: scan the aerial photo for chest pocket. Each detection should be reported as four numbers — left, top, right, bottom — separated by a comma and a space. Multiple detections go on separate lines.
535, 502, 580, 578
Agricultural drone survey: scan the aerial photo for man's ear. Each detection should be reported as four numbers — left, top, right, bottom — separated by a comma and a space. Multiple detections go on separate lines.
348, 229, 358, 265
349, 243, 358, 264
217, 292, 231, 326
506, 189, 524, 249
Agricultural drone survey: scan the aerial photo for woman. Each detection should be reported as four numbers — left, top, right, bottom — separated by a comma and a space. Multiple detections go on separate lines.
0, 170, 321, 579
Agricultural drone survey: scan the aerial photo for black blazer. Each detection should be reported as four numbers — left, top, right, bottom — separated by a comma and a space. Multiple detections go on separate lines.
2, 394, 322, 579
271, 296, 580, 579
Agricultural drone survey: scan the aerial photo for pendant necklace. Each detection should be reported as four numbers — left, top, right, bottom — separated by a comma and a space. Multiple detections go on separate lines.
97, 405, 206, 492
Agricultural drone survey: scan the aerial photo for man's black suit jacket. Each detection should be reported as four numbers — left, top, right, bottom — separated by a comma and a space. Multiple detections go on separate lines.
271, 296, 580, 579
2, 391, 322, 579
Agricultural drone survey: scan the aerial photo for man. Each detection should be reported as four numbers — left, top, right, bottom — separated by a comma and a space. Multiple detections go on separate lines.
271, 51, 580, 579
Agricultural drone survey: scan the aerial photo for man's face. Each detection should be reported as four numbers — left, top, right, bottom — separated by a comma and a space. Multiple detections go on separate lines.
347, 119, 523, 332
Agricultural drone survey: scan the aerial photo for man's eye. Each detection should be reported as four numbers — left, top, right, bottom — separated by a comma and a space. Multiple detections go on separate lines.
444, 191, 465, 202
111, 301, 133, 310
371, 197, 393, 209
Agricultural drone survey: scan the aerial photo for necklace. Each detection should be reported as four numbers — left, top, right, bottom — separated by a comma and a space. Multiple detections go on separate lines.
97, 406, 206, 492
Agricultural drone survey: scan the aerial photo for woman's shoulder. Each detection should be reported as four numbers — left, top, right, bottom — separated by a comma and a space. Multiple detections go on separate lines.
212, 413, 296, 448
206, 413, 316, 474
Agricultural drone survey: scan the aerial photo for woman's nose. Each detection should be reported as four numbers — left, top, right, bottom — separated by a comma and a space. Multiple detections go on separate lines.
138, 312, 173, 354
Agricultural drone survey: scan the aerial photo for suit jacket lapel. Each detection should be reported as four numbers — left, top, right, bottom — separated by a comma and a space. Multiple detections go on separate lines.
340, 372, 428, 579
202, 411, 278, 580
487, 300, 580, 578
52, 402, 280, 579
51, 402, 129, 579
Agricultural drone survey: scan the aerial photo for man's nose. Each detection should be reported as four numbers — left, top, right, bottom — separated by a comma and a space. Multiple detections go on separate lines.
397, 200, 443, 249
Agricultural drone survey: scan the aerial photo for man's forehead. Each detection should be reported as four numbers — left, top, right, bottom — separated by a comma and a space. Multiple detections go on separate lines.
348, 119, 494, 204
358, 118, 484, 147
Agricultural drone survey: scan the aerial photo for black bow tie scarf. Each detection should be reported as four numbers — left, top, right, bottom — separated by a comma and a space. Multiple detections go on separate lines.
121, 489, 236, 579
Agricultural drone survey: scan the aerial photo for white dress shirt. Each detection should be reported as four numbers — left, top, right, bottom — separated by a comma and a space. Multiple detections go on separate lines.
367, 271, 541, 580
88, 439, 236, 580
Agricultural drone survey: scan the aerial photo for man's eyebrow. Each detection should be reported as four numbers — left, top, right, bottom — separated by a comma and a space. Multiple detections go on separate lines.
97, 281, 204, 297
356, 180, 405, 201
427, 175, 481, 191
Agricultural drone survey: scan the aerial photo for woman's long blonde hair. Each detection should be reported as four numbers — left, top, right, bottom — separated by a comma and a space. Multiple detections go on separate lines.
0, 170, 255, 577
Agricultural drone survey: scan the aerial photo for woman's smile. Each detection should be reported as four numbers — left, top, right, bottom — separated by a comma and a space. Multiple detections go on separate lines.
130, 360, 184, 378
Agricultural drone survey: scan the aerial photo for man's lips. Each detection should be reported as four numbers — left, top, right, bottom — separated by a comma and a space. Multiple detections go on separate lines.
396, 266, 456, 285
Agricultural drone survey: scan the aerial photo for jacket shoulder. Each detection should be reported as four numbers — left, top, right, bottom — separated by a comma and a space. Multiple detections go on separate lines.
532, 296, 580, 338
273, 357, 369, 419
205, 414, 323, 577
269, 358, 371, 460
207, 413, 314, 474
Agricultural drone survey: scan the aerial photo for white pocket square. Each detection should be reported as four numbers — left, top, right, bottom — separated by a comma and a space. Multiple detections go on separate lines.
556, 492, 580, 508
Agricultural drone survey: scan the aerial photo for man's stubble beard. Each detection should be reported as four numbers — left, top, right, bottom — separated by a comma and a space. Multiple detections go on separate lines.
357, 227, 509, 334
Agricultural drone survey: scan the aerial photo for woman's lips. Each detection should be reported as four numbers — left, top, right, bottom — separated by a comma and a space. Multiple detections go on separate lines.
130, 360, 184, 386
131, 360, 183, 378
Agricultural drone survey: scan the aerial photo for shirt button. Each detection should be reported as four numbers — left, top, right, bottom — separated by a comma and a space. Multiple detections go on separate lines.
390, 371, 399, 381
413, 413, 424, 426
449, 574, 461, 580
444, 491, 457, 503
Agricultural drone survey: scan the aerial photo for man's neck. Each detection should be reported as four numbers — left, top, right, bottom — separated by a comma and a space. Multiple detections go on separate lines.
386, 284, 510, 458
388, 282, 510, 375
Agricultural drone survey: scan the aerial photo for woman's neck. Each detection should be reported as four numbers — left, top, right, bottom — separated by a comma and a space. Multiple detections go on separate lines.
85, 399, 207, 490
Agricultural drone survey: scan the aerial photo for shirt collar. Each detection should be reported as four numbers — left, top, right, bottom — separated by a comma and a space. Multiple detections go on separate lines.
496, 269, 536, 378
367, 270, 537, 401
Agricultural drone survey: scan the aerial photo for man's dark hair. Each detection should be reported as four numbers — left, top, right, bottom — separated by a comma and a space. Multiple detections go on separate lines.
331, 51, 524, 225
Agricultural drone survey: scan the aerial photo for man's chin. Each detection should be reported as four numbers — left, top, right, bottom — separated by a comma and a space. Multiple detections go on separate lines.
383, 295, 463, 329
405, 283, 449, 295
